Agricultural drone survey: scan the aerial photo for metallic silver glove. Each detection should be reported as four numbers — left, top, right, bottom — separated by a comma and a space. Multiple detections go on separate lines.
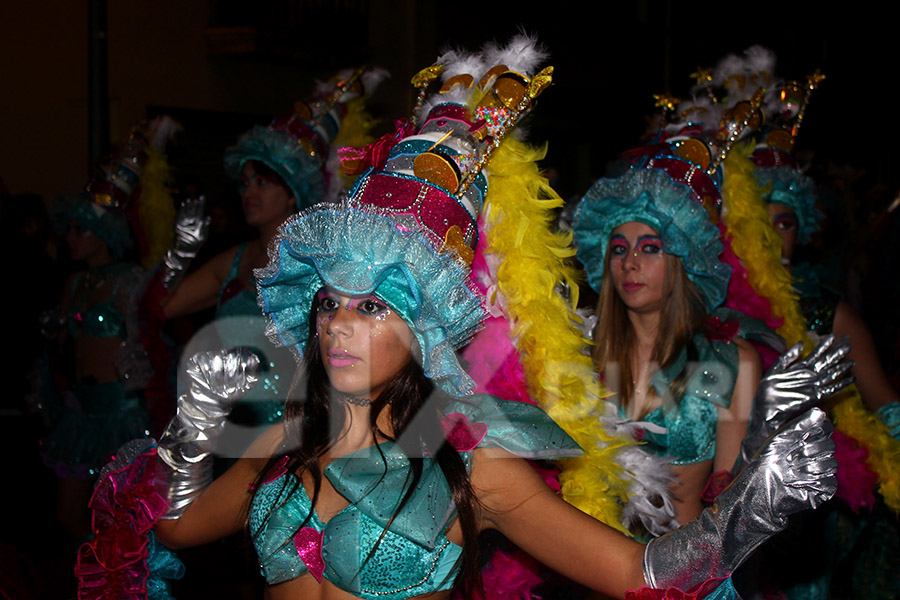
643, 407, 837, 591
157, 348, 259, 518
161, 196, 210, 290
733, 335, 853, 475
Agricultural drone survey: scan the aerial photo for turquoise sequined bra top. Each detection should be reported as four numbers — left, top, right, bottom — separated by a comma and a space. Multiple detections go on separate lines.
66, 264, 134, 340
629, 308, 779, 465
249, 395, 581, 599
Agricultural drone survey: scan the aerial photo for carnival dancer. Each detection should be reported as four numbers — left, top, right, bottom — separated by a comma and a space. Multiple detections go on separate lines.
572, 74, 794, 526
81, 39, 850, 600
41, 116, 178, 542
156, 68, 385, 436
731, 49, 900, 599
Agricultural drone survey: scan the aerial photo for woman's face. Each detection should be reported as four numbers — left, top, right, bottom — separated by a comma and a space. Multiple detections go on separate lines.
66, 223, 108, 262
315, 288, 416, 400
767, 203, 798, 263
239, 162, 295, 229
607, 221, 669, 315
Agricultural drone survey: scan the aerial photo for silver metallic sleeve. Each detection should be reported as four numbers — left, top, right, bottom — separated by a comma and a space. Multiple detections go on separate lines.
157, 348, 259, 519
161, 196, 210, 291
734, 335, 852, 474
643, 407, 837, 590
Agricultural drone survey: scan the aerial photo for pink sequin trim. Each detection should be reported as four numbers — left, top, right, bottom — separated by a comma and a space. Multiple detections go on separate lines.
441, 412, 488, 452
294, 527, 326, 582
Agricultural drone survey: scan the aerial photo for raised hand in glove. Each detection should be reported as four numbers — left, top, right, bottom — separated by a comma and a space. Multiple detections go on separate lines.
644, 407, 837, 591
733, 335, 853, 475
161, 195, 210, 291
157, 348, 259, 518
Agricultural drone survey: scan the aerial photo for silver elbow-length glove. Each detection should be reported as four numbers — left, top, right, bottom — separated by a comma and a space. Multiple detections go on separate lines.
643, 407, 837, 591
733, 335, 853, 476
157, 348, 259, 519
160, 196, 210, 291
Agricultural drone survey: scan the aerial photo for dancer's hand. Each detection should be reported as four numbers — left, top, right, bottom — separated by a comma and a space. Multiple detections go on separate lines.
643, 407, 837, 591
173, 196, 210, 257
756, 335, 853, 431
158, 348, 259, 518
735, 336, 852, 473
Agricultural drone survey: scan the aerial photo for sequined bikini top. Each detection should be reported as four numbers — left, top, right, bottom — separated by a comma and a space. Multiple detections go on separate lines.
626, 308, 780, 465
249, 395, 581, 599
66, 265, 133, 340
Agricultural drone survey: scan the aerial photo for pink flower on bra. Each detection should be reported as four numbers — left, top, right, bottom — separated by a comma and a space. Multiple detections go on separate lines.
705, 316, 739, 342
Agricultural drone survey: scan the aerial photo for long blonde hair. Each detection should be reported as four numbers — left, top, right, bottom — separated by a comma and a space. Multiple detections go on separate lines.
591, 251, 708, 417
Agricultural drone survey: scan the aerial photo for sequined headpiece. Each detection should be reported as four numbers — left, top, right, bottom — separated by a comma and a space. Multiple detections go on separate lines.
752, 65, 825, 245
224, 67, 386, 210
257, 36, 553, 396
54, 117, 181, 258
573, 68, 766, 311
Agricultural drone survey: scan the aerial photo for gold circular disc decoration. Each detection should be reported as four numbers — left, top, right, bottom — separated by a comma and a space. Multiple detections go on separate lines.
293, 101, 312, 121
766, 128, 795, 152
477, 64, 507, 91
674, 139, 712, 170
413, 152, 460, 191
488, 73, 528, 109
730, 100, 762, 129
440, 74, 474, 93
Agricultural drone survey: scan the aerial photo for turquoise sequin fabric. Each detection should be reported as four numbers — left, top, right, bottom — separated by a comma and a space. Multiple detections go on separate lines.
250, 395, 581, 599
625, 309, 775, 465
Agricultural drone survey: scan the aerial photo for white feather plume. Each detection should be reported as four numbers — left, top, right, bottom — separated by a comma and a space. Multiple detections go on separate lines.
482, 32, 548, 76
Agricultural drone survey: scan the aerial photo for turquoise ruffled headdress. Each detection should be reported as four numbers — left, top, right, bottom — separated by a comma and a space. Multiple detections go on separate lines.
573, 57, 777, 312
573, 167, 730, 311
225, 68, 386, 211
225, 126, 327, 211
256, 202, 485, 396
52, 193, 133, 258
255, 39, 552, 397
755, 165, 821, 245
750, 68, 826, 246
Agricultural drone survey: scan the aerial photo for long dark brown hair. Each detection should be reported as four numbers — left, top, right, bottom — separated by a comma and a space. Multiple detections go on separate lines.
249, 302, 482, 594
591, 251, 709, 416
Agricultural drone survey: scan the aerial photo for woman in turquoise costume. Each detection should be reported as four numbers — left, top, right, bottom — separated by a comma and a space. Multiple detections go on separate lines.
81, 40, 850, 600
573, 132, 787, 526
41, 120, 172, 542
747, 71, 900, 599
756, 131, 900, 425
160, 69, 384, 432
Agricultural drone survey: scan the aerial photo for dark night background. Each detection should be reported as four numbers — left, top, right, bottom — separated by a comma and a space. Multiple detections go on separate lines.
1, 2, 897, 598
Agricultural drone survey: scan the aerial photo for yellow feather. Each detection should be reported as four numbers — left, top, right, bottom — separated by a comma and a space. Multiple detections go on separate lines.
482, 137, 634, 533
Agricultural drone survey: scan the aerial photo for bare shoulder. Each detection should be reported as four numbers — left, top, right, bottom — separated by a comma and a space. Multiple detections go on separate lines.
206, 244, 243, 281
734, 337, 762, 375
242, 422, 287, 465
469, 447, 554, 517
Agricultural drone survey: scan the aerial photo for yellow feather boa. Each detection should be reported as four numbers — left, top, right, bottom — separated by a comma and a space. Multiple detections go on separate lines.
721, 143, 808, 348
138, 146, 176, 269
332, 96, 379, 190
832, 389, 900, 512
724, 143, 900, 512
482, 137, 632, 534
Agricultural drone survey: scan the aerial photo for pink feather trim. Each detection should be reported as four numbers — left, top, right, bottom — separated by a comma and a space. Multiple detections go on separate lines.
833, 429, 877, 513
